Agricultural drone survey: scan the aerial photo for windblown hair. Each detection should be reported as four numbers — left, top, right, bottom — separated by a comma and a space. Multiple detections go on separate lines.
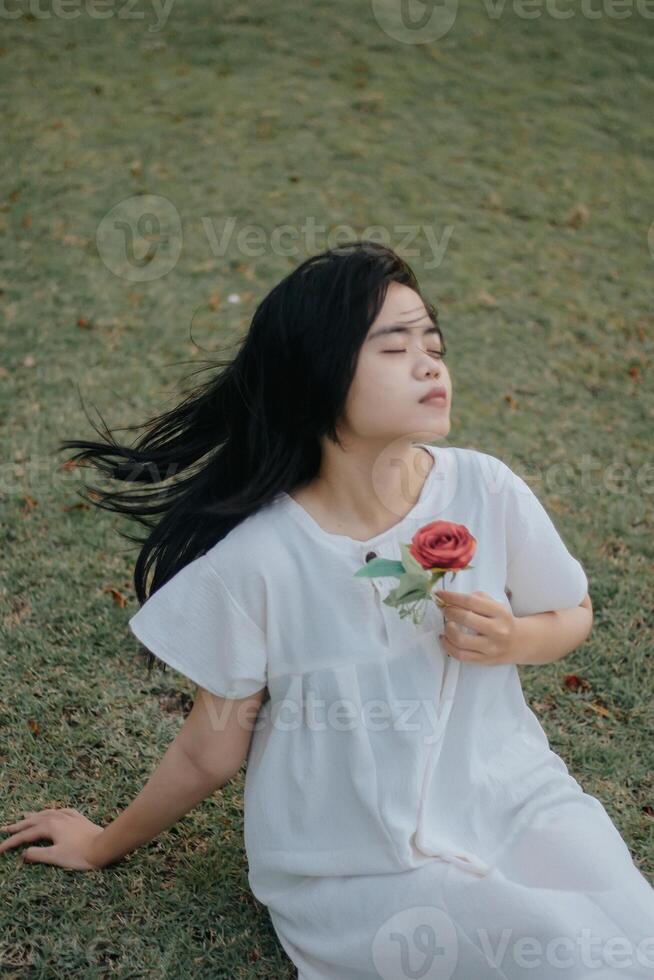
58, 240, 444, 675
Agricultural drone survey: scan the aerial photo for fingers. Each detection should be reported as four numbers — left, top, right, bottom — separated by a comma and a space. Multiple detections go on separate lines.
0, 811, 56, 856
0, 823, 53, 855
442, 620, 484, 652
23, 845, 57, 864
0, 817, 34, 839
1, 808, 70, 833
441, 604, 489, 634
0, 816, 36, 833
436, 590, 495, 616
441, 595, 511, 646
0, 814, 39, 836
439, 632, 485, 662
1, 811, 38, 829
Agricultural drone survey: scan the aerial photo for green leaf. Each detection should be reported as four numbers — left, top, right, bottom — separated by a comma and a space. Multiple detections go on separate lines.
383, 587, 427, 607
354, 558, 405, 579
385, 570, 431, 603
400, 541, 425, 576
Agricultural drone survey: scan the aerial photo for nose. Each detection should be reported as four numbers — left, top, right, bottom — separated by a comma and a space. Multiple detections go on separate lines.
419, 349, 442, 376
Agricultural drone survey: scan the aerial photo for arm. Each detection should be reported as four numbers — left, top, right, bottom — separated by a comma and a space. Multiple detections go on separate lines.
436, 589, 593, 667
91, 684, 266, 868
0, 685, 266, 871
508, 592, 593, 667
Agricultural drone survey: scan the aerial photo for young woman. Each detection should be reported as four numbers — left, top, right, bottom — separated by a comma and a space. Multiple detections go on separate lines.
2, 242, 653, 979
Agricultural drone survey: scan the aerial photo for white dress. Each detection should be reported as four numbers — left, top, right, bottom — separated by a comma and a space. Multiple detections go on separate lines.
128, 444, 654, 980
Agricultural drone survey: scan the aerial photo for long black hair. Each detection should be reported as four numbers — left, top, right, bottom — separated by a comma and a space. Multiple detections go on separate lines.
58, 240, 445, 674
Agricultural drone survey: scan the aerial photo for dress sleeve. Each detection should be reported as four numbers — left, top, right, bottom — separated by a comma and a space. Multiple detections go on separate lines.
127, 553, 268, 699
504, 469, 588, 617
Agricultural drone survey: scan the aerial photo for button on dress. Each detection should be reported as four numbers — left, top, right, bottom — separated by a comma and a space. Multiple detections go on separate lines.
128, 444, 654, 979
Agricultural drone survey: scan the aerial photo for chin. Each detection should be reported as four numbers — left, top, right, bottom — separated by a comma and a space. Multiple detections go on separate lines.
414, 418, 451, 438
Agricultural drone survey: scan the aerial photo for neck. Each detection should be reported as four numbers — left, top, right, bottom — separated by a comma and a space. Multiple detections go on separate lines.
295, 440, 436, 537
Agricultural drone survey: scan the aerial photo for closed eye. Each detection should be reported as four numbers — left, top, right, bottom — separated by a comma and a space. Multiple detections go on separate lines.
383, 350, 445, 356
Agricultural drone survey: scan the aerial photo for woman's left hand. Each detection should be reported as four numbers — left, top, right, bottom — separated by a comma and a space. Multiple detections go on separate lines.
0, 807, 105, 870
434, 589, 518, 665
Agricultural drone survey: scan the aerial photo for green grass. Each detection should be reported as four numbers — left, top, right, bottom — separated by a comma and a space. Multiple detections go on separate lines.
1, 0, 653, 974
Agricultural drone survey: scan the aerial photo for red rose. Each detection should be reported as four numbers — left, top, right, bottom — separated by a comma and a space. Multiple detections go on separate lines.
409, 520, 477, 572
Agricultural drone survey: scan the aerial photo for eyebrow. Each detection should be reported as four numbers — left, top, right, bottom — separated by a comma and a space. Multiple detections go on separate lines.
367, 323, 442, 341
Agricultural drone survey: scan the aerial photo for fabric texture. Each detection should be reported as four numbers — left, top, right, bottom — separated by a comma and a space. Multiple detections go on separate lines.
503, 467, 589, 617
126, 443, 654, 979
128, 553, 268, 700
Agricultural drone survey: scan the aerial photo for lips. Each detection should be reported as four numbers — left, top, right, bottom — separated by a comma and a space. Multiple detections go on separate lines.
419, 386, 447, 404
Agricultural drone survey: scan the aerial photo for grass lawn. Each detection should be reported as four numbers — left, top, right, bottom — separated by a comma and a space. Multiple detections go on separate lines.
1, 0, 652, 975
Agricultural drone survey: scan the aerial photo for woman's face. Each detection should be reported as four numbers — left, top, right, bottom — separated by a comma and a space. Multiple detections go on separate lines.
341, 281, 452, 443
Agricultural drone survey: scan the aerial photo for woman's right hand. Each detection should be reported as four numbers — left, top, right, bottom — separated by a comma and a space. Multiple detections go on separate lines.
0, 807, 105, 870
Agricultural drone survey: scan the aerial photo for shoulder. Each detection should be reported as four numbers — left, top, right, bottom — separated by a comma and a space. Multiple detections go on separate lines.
445, 446, 519, 501
206, 496, 285, 566
202, 496, 288, 619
